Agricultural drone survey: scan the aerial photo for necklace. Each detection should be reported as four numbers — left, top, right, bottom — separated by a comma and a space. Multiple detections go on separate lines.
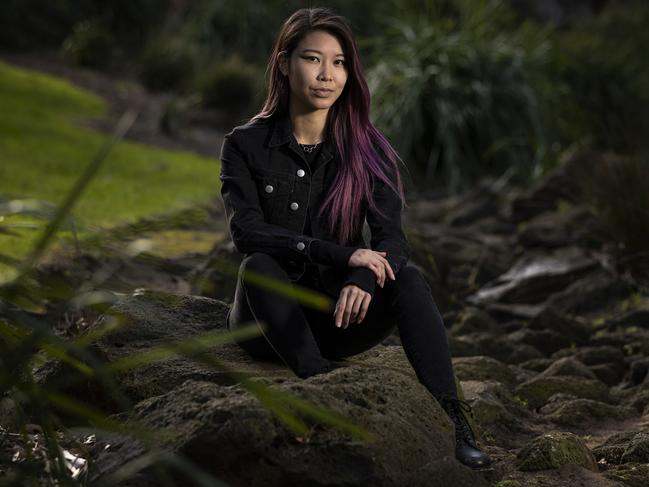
298, 141, 322, 153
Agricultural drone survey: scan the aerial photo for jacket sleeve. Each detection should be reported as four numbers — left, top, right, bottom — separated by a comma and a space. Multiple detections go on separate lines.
219, 131, 358, 267
341, 168, 411, 297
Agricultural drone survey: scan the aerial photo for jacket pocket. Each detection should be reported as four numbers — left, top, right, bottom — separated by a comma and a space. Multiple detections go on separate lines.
254, 173, 294, 223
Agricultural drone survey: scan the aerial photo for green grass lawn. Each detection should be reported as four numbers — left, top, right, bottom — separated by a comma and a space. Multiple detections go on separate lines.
0, 60, 222, 281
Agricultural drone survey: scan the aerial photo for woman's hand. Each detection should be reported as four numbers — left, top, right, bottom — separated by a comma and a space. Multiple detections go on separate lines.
334, 284, 371, 329
348, 249, 396, 288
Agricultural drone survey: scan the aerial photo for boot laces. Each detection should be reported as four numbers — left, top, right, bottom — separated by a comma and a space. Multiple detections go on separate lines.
437, 394, 477, 446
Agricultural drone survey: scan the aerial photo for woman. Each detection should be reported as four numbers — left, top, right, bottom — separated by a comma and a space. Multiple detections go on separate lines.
219, 7, 492, 469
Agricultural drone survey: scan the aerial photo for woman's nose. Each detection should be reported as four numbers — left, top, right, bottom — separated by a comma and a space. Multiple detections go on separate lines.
319, 64, 333, 80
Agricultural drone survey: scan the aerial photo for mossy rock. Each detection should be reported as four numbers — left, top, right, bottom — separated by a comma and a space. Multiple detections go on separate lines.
592, 431, 649, 464
539, 398, 637, 428
515, 375, 610, 409
538, 357, 598, 380
452, 356, 517, 387
518, 358, 554, 373
515, 431, 598, 471
460, 380, 533, 448
603, 463, 649, 487
450, 307, 500, 335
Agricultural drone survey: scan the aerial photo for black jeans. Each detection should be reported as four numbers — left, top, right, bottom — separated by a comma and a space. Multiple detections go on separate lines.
226, 252, 458, 399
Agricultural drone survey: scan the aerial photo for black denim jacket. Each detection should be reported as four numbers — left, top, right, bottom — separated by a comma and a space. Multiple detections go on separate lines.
219, 111, 411, 298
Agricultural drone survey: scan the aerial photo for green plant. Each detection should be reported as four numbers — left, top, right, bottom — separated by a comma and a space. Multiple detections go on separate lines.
366, 0, 553, 193
138, 34, 201, 93
60, 19, 116, 70
548, 1, 649, 155
195, 55, 264, 117
581, 155, 649, 254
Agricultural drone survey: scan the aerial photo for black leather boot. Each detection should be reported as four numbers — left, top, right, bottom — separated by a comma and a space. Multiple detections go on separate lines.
437, 394, 493, 469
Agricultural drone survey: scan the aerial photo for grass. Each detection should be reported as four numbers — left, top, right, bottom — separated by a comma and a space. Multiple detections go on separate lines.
0, 59, 221, 280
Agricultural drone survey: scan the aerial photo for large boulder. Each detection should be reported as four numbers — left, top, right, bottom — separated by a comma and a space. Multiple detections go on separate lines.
515, 431, 598, 472
35, 289, 492, 486
452, 356, 518, 388
592, 431, 649, 465
515, 375, 610, 410
539, 398, 637, 428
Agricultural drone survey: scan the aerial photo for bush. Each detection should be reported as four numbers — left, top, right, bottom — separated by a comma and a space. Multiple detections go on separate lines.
582, 154, 649, 254
138, 34, 200, 93
548, 1, 649, 155
60, 19, 116, 70
366, 0, 553, 194
195, 56, 264, 117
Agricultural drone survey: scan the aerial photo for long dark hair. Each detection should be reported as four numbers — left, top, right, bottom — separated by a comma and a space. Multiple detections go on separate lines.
249, 7, 408, 245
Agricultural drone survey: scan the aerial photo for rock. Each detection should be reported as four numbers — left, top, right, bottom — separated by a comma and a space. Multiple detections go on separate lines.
515, 431, 598, 472
552, 345, 627, 370
506, 151, 615, 222
609, 308, 649, 330
452, 356, 517, 387
467, 247, 597, 306
538, 357, 599, 381
515, 376, 610, 410
506, 328, 572, 356
449, 307, 501, 336
449, 332, 543, 364
602, 463, 649, 487
460, 380, 534, 449
613, 382, 649, 415
592, 431, 649, 464
544, 269, 633, 315
540, 398, 637, 428
33, 289, 492, 485
527, 307, 591, 344
88, 377, 491, 487
34, 290, 239, 410
445, 191, 500, 227
409, 226, 513, 297
517, 205, 608, 250
552, 345, 628, 387
518, 358, 554, 373
588, 363, 626, 387
627, 358, 649, 387
483, 302, 546, 321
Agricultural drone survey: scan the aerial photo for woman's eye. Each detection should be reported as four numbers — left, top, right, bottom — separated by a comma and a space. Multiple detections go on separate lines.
304, 56, 318, 62
335, 59, 346, 66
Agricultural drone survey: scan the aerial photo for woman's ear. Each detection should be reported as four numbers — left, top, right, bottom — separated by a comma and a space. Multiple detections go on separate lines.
278, 51, 289, 76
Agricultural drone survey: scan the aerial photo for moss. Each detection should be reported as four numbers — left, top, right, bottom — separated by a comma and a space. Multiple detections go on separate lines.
515, 375, 609, 409
603, 463, 649, 486
495, 481, 521, 487
516, 431, 598, 471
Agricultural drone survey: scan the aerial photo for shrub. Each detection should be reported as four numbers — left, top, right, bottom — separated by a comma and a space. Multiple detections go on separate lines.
195, 56, 263, 117
548, 1, 649, 155
138, 34, 200, 93
581, 154, 649, 254
366, 0, 553, 194
60, 19, 116, 70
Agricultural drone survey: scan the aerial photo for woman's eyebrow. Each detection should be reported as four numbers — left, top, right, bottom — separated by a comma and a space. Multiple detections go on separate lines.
301, 49, 345, 57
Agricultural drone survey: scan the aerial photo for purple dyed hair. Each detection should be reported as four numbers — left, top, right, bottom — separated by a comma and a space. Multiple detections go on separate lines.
249, 7, 408, 245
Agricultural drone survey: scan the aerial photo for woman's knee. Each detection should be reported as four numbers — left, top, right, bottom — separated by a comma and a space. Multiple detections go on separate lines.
394, 264, 430, 291
240, 252, 284, 277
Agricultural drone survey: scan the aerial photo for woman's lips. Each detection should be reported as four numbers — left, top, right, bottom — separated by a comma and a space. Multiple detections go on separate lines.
312, 88, 333, 96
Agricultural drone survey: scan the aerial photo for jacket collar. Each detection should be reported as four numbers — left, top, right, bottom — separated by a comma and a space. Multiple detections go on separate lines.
268, 111, 335, 166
